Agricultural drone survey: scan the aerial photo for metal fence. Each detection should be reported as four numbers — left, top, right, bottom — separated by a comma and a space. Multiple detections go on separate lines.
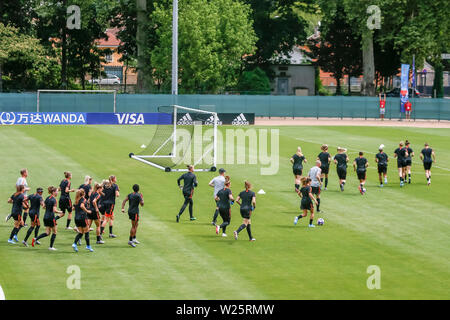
1, 93, 449, 120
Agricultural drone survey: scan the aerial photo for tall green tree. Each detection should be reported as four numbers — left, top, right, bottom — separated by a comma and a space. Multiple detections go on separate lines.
151, 0, 257, 93
307, 1, 362, 95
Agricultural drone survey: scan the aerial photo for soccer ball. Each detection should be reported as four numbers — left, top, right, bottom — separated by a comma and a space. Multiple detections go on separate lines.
317, 218, 324, 226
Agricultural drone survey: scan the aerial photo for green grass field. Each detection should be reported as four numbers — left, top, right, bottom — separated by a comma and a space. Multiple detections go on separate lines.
0, 124, 449, 300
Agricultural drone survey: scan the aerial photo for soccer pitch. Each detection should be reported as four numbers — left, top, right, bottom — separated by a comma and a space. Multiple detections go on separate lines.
0, 124, 449, 300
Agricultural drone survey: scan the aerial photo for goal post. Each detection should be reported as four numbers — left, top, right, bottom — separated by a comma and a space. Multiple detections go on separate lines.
129, 105, 218, 172
37, 89, 117, 112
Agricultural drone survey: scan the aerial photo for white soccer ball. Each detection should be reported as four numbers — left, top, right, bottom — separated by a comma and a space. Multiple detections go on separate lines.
317, 218, 324, 226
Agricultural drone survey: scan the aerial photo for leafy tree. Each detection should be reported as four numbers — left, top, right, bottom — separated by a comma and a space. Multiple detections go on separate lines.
243, 0, 311, 69
236, 67, 271, 94
151, 0, 257, 93
0, 0, 37, 34
307, 1, 362, 95
0, 23, 60, 91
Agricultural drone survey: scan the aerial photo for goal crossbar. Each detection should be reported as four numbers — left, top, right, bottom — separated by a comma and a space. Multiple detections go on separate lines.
37, 89, 117, 113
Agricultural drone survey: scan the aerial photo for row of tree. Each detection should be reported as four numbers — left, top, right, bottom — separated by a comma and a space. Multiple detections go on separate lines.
0, 0, 448, 96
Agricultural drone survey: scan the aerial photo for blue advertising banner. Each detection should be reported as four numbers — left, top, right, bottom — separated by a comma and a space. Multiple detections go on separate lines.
0, 112, 87, 125
87, 113, 172, 125
400, 64, 410, 113
0, 112, 173, 125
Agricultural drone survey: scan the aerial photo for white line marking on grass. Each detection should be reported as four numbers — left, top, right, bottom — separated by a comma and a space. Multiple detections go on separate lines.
295, 138, 450, 172
0, 285, 5, 300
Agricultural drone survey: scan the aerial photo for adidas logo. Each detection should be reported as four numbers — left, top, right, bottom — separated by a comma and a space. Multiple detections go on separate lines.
177, 113, 194, 125
204, 115, 222, 125
231, 113, 249, 125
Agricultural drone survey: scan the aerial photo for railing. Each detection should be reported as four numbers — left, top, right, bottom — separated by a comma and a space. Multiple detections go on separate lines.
0, 93, 449, 121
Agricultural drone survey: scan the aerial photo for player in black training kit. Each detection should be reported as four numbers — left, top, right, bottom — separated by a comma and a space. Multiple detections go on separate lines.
79, 176, 92, 201
317, 144, 331, 190
405, 140, 414, 184
7, 185, 27, 244
215, 177, 234, 237
176, 165, 198, 222
72, 189, 94, 252
333, 147, 349, 191
394, 141, 409, 187
293, 177, 318, 228
100, 176, 120, 238
57, 171, 75, 230
23, 187, 44, 246
420, 143, 436, 186
375, 145, 389, 187
353, 152, 368, 195
32, 186, 62, 250
88, 183, 104, 244
234, 181, 256, 241
290, 147, 307, 192
122, 184, 144, 248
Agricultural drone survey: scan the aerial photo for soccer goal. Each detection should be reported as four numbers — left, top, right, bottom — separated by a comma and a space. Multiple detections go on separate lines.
37, 89, 117, 112
129, 105, 218, 172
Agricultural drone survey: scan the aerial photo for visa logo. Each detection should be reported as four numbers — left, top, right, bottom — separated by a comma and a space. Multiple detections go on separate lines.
115, 113, 145, 124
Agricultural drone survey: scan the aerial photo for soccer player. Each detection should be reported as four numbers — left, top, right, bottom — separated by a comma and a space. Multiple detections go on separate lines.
290, 147, 307, 192
215, 177, 234, 237
22, 187, 44, 246
32, 186, 62, 251
176, 165, 198, 222
375, 145, 389, 187
308, 160, 322, 212
405, 140, 414, 184
72, 189, 94, 252
208, 168, 226, 225
121, 184, 144, 248
420, 143, 436, 186
88, 183, 104, 244
317, 145, 331, 190
100, 176, 120, 238
7, 185, 27, 244
333, 147, 349, 191
57, 171, 75, 229
379, 93, 386, 120
394, 141, 408, 187
7, 169, 31, 224
233, 181, 256, 241
293, 177, 318, 228
79, 176, 92, 201
353, 152, 368, 195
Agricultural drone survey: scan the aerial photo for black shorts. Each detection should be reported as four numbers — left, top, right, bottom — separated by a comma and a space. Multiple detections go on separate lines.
29, 211, 40, 224
397, 160, 407, 168
357, 170, 366, 180
405, 159, 412, 166
75, 218, 88, 228
128, 212, 140, 221
320, 165, 329, 175
311, 186, 321, 196
219, 207, 231, 222
377, 165, 387, 174
87, 211, 100, 221
43, 217, 56, 228
293, 168, 302, 176
59, 197, 72, 213
423, 161, 432, 170
337, 167, 347, 180
11, 212, 22, 221
240, 208, 252, 219
300, 200, 313, 211
101, 203, 115, 217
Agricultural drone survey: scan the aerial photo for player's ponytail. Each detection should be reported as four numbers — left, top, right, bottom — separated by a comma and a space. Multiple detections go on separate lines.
244, 181, 252, 190
15, 184, 25, 196
84, 175, 92, 184
225, 175, 230, 183
94, 183, 102, 192
109, 175, 116, 183
64, 171, 71, 179
75, 189, 84, 205
300, 177, 307, 186
48, 186, 57, 194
